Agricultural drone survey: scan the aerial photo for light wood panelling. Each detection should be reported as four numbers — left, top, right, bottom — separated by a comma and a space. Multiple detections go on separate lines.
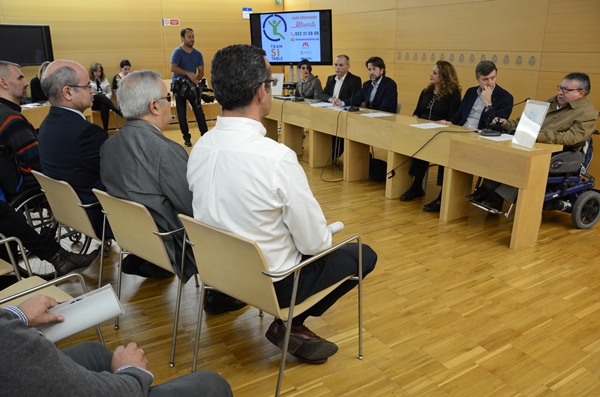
309, 0, 397, 15
396, 0, 549, 52
544, 0, 600, 53
396, 0, 488, 7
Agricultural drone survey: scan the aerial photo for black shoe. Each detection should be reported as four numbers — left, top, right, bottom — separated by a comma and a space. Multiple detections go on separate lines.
466, 185, 491, 202
139, 262, 174, 278
50, 248, 100, 277
121, 255, 173, 278
422, 198, 441, 212
184, 140, 192, 147
481, 191, 504, 213
400, 186, 425, 201
121, 254, 148, 277
204, 290, 247, 314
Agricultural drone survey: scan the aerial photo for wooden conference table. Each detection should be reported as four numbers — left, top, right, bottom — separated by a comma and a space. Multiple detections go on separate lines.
263, 98, 563, 249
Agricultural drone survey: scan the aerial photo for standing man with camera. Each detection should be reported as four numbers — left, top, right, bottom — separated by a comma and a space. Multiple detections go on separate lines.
170, 27, 208, 147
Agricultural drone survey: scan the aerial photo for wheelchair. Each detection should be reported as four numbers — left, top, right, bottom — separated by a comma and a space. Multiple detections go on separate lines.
1, 145, 92, 279
470, 132, 600, 229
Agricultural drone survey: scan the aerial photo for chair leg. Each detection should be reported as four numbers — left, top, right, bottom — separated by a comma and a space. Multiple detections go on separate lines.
192, 284, 207, 372
97, 214, 107, 289
169, 276, 185, 367
194, 273, 200, 288
114, 250, 124, 330
275, 316, 295, 397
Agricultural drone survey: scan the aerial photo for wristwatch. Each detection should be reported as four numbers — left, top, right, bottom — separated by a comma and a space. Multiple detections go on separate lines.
485, 104, 493, 110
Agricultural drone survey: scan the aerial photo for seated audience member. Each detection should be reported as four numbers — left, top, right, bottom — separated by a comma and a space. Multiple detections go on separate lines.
187, 44, 377, 364
99, 70, 245, 313
0, 61, 41, 200
333, 56, 398, 114
38, 60, 113, 246
419, 60, 514, 213
89, 62, 122, 132
400, 61, 462, 208
468, 72, 599, 212
30, 61, 51, 103
294, 59, 322, 100
320, 54, 362, 162
0, 200, 99, 278
112, 59, 131, 95
0, 295, 233, 396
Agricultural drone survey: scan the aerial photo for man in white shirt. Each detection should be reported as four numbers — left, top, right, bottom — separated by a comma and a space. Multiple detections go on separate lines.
187, 44, 377, 364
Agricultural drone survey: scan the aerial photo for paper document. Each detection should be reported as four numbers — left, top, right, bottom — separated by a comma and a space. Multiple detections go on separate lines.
481, 134, 514, 141
310, 102, 334, 108
361, 112, 394, 118
38, 284, 124, 342
512, 100, 550, 149
410, 123, 448, 129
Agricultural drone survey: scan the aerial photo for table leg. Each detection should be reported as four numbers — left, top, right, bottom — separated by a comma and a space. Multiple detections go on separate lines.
344, 140, 370, 181
440, 168, 473, 221
309, 129, 333, 168
281, 123, 303, 155
509, 154, 551, 249
385, 152, 412, 199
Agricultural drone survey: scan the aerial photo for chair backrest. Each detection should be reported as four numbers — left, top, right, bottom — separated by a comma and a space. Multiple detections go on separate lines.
93, 189, 174, 273
178, 214, 283, 317
31, 170, 99, 240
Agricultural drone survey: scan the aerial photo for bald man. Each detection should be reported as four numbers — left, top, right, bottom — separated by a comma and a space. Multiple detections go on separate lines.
38, 60, 112, 241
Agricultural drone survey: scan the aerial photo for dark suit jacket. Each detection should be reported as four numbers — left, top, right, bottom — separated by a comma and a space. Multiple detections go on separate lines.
38, 106, 109, 237
320, 72, 362, 102
345, 75, 398, 113
449, 84, 514, 129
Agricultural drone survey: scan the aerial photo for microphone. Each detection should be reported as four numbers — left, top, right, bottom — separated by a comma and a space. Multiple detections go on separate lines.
481, 97, 530, 136
344, 88, 362, 112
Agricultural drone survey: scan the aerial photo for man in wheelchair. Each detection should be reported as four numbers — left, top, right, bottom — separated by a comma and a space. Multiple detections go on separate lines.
467, 72, 599, 214
0, 61, 42, 204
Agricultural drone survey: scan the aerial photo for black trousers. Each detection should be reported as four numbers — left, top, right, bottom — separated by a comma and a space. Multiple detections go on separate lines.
0, 200, 59, 262
409, 159, 444, 186
176, 95, 208, 141
92, 94, 120, 132
274, 243, 377, 326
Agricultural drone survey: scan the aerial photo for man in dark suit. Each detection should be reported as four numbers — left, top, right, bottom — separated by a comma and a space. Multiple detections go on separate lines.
319, 54, 362, 161
335, 56, 398, 113
38, 60, 112, 242
441, 60, 514, 130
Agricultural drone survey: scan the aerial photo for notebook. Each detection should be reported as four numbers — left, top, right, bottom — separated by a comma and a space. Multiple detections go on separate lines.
511, 100, 551, 149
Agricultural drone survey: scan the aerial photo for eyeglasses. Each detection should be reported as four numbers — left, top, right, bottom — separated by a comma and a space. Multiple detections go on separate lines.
68, 83, 93, 90
300, 66, 310, 70
264, 78, 278, 87
158, 94, 172, 103
557, 86, 582, 93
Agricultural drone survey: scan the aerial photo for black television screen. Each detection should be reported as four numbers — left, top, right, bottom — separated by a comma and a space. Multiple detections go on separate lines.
0, 24, 54, 66
250, 9, 333, 66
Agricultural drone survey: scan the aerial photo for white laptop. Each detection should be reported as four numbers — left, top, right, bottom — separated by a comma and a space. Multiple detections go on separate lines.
511, 99, 551, 148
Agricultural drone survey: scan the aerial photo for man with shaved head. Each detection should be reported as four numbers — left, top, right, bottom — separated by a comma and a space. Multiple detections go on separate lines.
0, 60, 40, 201
38, 60, 112, 244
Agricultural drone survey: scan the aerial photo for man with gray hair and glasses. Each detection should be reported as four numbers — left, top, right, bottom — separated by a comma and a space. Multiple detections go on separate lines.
99, 71, 246, 314
468, 72, 598, 212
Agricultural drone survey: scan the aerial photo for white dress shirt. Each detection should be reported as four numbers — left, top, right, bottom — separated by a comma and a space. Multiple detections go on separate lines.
187, 116, 332, 279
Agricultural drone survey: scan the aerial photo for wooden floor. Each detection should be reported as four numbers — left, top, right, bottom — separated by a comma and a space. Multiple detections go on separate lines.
56, 122, 600, 396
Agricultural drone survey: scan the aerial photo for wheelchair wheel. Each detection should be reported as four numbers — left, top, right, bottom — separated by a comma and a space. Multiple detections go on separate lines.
11, 190, 91, 279
571, 190, 600, 229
